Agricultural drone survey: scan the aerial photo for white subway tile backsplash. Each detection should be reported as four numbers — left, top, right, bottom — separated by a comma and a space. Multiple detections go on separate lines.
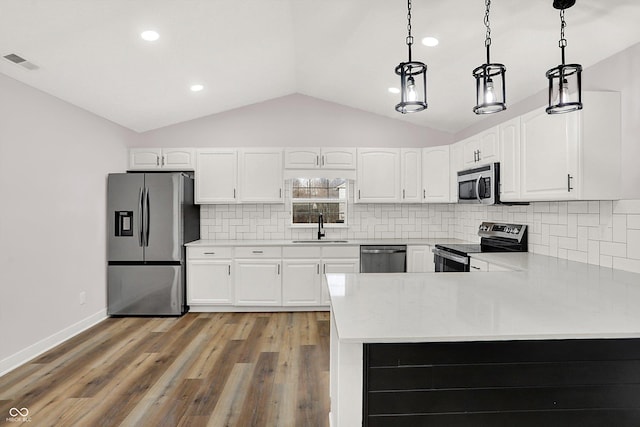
200, 189, 640, 274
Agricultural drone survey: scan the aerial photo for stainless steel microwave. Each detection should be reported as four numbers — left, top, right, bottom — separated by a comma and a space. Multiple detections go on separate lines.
457, 162, 500, 205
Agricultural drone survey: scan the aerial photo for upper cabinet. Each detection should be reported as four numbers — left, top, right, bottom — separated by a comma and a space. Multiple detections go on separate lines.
401, 148, 422, 203
462, 127, 499, 167
195, 149, 238, 204
356, 148, 401, 203
422, 146, 451, 203
519, 92, 621, 201
239, 148, 283, 203
284, 148, 356, 170
498, 117, 521, 202
129, 148, 195, 171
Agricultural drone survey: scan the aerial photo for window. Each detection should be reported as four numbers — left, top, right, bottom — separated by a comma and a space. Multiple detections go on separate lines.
291, 178, 348, 226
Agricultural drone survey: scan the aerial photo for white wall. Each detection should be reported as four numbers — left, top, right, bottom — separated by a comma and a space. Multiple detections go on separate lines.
136, 93, 453, 148
0, 74, 133, 374
454, 42, 640, 200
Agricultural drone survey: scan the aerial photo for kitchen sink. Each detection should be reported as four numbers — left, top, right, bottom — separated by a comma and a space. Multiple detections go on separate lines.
292, 240, 349, 243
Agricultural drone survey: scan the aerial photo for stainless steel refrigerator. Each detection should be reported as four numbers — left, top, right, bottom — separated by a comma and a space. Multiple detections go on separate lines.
107, 172, 199, 316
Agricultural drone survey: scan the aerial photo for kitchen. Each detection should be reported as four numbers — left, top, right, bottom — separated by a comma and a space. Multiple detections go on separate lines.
2, 0, 640, 426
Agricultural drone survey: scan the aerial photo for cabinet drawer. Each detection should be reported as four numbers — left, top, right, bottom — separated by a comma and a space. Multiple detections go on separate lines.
282, 246, 322, 258
188, 247, 232, 259
470, 258, 488, 272
322, 246, 359, 258
235, 246, 282, 258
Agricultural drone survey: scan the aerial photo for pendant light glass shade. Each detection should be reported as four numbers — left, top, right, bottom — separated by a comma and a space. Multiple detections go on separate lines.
395, 61, 427, 114
473, 63, 506, 114
546, 1, 582, 114
473, 0, 506, 115
395, 0, 427, 114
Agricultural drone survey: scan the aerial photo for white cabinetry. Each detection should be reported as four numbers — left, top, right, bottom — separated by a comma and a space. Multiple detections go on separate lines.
195, 149, 238, 204
356, 148, 400, 203
239, 148, 283, 203
407, 245, 434, 273
284, 148, 356, 170
321, 246, 359, 305
462, 127, 499, 167
401, 148, 422, 203
499, 117, 521, 202
282, 246, 322, 306
520, 92, 621, 201
186, 247, 233, 305
422, 146, 451, 203
234, 247, 282, 306
449, 142, 464, 202
129, 148, 195, 171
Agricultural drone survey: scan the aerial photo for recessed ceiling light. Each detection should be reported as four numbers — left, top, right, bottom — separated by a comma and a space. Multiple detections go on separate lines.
190, 84, 204, 92
388, 87, 400, 94
140, 30, 160, 41
422, 36, 439, 47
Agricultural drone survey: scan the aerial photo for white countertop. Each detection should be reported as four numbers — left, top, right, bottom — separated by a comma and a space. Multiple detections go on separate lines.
186, 238, 465, 247
327, 253, 640, 343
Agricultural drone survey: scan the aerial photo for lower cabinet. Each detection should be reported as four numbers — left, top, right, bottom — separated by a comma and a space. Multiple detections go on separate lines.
186, 247, 233, 306
282, 259, 322, 306
321, 258, 359, 305
234, 259, 282, 306
407, 245, 434, 273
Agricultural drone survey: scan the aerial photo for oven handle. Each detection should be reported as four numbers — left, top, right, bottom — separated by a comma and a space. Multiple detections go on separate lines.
475, 175, 482, 203
432, 248, 469, 265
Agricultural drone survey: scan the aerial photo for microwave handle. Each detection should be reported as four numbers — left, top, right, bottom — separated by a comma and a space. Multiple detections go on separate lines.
475, 175, 482, 203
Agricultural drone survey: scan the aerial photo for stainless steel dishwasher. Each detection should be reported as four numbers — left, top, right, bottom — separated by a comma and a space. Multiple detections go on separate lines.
360, 245, 407, 273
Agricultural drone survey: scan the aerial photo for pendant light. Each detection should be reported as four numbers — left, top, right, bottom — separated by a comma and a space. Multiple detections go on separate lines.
473, 0, 506, 114
395, 0, 427, 114
546, 0, 582, 114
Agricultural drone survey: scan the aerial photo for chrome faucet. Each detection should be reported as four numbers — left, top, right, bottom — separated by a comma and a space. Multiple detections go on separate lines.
317, 213, 325, 240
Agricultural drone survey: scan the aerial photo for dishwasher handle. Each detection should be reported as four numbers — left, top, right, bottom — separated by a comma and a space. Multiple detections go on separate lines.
360, 248, 407, 254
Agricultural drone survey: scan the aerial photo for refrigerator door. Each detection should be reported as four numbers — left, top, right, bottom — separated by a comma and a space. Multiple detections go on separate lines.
107, 265, 183, 315
108, 173, 145, 262
143, 173, 183, 262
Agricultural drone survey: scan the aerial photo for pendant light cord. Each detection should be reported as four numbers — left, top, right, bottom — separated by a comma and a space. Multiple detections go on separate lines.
406, 0, 414, 62
484, 0, 492, 63
559, 9, 568, 64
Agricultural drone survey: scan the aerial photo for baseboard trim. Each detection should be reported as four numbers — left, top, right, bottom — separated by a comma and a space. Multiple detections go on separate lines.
0, 309, 107, 377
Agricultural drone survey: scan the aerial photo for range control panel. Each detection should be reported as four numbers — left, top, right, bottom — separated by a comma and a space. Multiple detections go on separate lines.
478, 222, 527, 242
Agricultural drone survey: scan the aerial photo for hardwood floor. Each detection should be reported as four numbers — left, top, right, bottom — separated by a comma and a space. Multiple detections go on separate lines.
0, 312, 331, 427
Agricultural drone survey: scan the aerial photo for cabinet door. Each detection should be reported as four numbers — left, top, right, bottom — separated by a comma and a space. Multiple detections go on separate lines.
461, 136, 480, 166
422, 146, 450, 203
282, 259, 321, 306
129, 148, 162, 170
195, 149, 238, 204
234, 260, 281, 306
356, 148, 400, 203
499, 117, 521, 201
187, 260, 233, 305
284, 148, 321, 169
407, 246, 434, 273
239, 149, 283, 203
449, 142, 464, 203
520, 108, 579, 201
321, 148, 356, 169
401, 148, 422, 203
162, 148, 195, 170
477, 127, 499, 164
321, 259, 359, 305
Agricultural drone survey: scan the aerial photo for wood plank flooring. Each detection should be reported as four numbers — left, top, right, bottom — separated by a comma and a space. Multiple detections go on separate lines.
0, 312, 331, 427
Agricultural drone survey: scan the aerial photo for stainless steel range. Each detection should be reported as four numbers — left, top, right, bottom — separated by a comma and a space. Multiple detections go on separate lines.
433, 222, 528, 272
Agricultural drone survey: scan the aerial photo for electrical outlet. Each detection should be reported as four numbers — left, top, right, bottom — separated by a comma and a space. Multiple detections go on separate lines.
79, 291, 86, 305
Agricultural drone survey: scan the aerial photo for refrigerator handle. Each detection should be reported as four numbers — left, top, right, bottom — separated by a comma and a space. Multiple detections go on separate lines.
138, 187, 144, 247
144, 187, 150, 247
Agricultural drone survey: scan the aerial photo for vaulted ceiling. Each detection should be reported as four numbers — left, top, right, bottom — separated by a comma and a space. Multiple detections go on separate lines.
1, 0, 639, 133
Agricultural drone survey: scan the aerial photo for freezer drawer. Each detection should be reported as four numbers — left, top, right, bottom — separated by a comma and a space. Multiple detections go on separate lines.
108, 265, 184, 315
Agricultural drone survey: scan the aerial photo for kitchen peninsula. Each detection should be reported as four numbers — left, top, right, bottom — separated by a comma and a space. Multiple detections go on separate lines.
328, 254, 640, 427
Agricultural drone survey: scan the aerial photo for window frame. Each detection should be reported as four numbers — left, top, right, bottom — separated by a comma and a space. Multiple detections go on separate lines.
289, 178, 349, 228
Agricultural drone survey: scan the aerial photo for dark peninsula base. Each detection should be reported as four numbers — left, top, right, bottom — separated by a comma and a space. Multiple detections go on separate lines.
363, 339, 640, 427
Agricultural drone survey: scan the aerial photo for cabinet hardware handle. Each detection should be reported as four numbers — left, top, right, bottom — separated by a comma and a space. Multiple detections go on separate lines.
156, 155, 160, 166
277, 264, 280, 275
423, 189, 426, 199
233, 188, 236, 198
317, 264, 320, 274
477, 150, 481, 161
403, 189, 405, 199
323, 264, 326, 274
358, 189, 361, 199
204, 252, 216, 255
322, 155, 325, 166
161, 155, 165, 166
252, 250, 263, 254
228, 265, 231, 275
279, 188, 282, 198
471, 266, 481, 270
567, 174, 574, 192
316, 155, 319, 166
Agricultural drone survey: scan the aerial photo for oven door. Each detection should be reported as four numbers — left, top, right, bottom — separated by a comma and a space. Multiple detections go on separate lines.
432, 248, 470, 272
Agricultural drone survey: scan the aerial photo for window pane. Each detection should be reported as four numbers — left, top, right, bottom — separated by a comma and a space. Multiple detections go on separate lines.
292, 201, 346, 224
292, 178, 347, 200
